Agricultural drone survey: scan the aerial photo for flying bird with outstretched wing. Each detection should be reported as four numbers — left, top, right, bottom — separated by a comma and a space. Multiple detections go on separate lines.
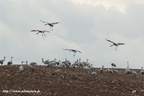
40, 20, 60, 31
105, 38, 125, 51
63, 49, 82, 56
31, 30, 49, 36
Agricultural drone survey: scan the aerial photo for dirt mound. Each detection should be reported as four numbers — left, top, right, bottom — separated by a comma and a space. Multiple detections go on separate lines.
0, 65, 144, 96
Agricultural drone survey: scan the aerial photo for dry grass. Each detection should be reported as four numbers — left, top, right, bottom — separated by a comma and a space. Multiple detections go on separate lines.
0, 65, 144, 96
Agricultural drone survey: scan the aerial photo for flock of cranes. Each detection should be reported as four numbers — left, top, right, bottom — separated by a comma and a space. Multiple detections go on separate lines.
0, 20, 128, 77
0, 57, 12, 66
31, 20, 82, 56
31, 20, 60, 36
0, 56, 144, 78
31, 20, 125, 57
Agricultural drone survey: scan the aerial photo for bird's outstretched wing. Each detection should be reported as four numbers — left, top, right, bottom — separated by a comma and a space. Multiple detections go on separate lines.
51, 22, 60, 25
42, 30, 50, 32
40, 20, 47, 23
117, 43, 125, 45
31, 30, 39, 32
63, 49, 72, 51
105, 38, 115, 44
75, 50, 82, 53
64, 49, 76, 52
64, 49, 81, 53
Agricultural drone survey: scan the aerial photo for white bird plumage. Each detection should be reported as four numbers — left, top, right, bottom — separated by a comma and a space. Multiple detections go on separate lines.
19, 61, 24, 73
90, 72, 98, 76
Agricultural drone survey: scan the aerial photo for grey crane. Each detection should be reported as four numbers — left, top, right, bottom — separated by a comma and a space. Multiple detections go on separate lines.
42, 58, 50, 65
125, 61, 132, 75
47, 59, 59, 67
75, 58, 83, 68
19, 61, 24, 73
83, 66, 90, 71
111, 63, 116, 68
99, 65, 104, 74
7, 57, 13, 65
106, 38, 124, 51
51, 69, 61, 76
30, 62, 37, 66
58, 60, 66, 67
105, 68, 113, 74
140, 67, 144, 75
113, 70, 120, 74
0, 57, 6, 65
90, 72, 98, 76
63, 49, 82, 56
131, 70, 138, 76
125, 62, 138, 78
40, 20, 60, 31
26, 61, 34, 72
72, 60, 79, 68
62, 58, 71, 68
31, 30, 49, 36
82, 59, 89, 67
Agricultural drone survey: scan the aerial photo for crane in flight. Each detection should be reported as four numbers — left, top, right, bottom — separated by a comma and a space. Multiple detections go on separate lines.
106, 38, 125, 51
31, 30, 49, 36
40, 20, 60, 31
63, 49, 82, 57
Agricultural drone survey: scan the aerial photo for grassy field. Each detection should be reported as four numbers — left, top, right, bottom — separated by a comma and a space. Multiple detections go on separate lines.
0, 65, 144, 96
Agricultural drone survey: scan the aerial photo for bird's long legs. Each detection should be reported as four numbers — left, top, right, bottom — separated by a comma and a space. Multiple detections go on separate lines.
73, 53, 76, 57
43, 33, 46, 36
50, 27, 53, 31
110, 45, 113, 47
115, 46, 118, 51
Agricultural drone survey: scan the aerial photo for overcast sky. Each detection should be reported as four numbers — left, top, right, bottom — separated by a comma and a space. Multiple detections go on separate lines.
0, 0, 144, 69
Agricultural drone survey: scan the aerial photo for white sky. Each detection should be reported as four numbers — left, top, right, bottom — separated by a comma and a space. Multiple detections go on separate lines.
0, 0, 144, 69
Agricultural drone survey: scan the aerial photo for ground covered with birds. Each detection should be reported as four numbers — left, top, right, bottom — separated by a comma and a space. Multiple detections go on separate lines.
0, 65, 144, 96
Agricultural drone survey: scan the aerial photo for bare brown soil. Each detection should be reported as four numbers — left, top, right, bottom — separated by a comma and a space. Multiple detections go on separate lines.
0, 65, 144, 96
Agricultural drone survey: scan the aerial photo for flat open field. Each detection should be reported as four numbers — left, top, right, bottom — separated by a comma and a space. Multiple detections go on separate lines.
0, 65, 144, 96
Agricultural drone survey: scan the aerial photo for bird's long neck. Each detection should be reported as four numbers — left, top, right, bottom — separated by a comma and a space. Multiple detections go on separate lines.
58, 60, 61, 64
87, 59, 89, 63
127, 62, 129, 69
11, 57, 13, 62
21, 61, 24, 65
141, 67, 143, 71
26, 61, 28, 65
79, 58, 81, 62
42, 58, 44, 63
4, 57, 5, 61
110, 45, 114, 47
54, 58, 56, 61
